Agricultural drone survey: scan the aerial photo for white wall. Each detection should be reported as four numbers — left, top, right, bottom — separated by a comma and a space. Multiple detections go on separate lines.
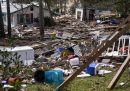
3, 14, 7, 27
76, 8, 83, 21
0, 46, 34, 65
4, 5, 50, 27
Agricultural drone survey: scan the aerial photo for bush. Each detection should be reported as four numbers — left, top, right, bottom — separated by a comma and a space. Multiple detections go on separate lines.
44, 17, 55, 27
34, 17, 55, 27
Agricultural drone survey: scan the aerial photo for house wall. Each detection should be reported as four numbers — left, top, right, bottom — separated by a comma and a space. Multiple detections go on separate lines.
3, 5, 50, 27
3, 14, 7, 27
75, 7, 99, 21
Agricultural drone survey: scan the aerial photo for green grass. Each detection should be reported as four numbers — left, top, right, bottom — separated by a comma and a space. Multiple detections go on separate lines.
27, 67, 130, 91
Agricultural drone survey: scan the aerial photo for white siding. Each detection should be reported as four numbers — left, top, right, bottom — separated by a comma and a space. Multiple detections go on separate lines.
4, 6, 50, 27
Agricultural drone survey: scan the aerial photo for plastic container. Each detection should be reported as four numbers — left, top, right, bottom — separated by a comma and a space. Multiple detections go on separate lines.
45, 70, 64, 85
69, 57, 80, 66
86, 63, 99, 75
1, 80, 7, 85
55, 48, 65, 53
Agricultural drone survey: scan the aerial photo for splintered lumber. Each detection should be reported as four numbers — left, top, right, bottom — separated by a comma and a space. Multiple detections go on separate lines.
97, 25, 118, 30
31, 44, 44, 49
107, 55, 130, 89
56, 15, 130, 90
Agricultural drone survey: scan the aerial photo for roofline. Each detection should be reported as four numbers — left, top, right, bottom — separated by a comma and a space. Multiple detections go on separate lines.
3, 4, 49, 14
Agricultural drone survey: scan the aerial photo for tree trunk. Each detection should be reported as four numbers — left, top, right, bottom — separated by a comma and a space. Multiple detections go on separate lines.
74, 0, 77, 8
6, 0, 11, 37
0, 2, 5, 38
82, 0, 87, 21
39, 0, 44, 39
21, 4, 25, 26
64, 0, 67, 14
59, 0, 63, 14
44, 0, 52, 19
124, 2, 129, 17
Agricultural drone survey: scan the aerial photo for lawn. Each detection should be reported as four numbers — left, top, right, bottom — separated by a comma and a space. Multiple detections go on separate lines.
27, 67, 130, 91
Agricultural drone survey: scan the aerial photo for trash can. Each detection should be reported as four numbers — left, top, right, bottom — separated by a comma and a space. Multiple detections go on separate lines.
45, 70, 64, 85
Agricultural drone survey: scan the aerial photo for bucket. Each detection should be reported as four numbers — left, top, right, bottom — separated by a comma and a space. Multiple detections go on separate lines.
34, 70, 64, 85
45, 70, 64, 85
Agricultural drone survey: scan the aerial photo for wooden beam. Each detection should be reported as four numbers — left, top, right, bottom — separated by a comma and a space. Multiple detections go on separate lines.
56, 15, 130, 90
107, 55, 130, 89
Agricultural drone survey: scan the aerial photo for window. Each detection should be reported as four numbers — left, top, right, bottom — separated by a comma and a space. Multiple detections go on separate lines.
17, 13, 33, 24
30, 6, 34, 11
30, 13, 33, 23
11, 15, 13, 23
20, 14, 24, 24
17, 14, 20, 24
3, 14, 6, 21
26, 14, 30, 24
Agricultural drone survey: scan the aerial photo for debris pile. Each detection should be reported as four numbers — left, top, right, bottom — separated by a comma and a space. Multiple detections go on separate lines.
0, 14, 128, 90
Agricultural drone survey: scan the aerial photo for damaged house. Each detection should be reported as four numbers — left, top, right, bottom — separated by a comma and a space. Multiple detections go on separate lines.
1, 2, 50, 27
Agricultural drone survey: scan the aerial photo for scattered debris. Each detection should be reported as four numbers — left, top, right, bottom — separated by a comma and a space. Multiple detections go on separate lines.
119, 82, 125, 86
77, 72, 91, 78
98, 70, 112, 75
0, 14, 128, 90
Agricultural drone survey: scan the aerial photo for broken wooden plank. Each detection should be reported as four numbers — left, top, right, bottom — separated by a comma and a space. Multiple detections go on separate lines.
56, 15, 130, 90
107, 55, 130, 89
31, 44, 44, 49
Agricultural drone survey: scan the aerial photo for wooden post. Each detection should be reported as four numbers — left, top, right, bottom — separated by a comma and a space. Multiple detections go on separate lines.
56, 15, 130, 90
107, 55, 130, 89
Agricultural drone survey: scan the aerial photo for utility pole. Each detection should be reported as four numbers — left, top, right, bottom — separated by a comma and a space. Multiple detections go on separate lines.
39, 0, 44, 39
6, 0, 11, 37
0, 2, 5, 38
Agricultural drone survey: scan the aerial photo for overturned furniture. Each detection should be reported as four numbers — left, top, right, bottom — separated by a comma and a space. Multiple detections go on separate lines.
101, 35, 130, 57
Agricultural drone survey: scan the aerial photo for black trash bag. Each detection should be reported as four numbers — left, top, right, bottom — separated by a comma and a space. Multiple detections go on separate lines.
110, 19, 120, 24
34, 70, 45, 83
